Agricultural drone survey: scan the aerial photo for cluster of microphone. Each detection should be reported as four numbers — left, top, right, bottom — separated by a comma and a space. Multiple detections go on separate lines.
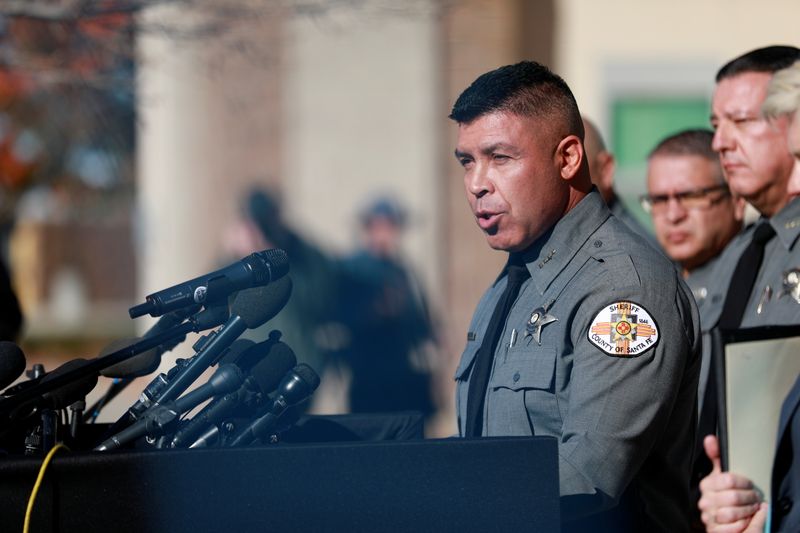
0, 248, 321, 454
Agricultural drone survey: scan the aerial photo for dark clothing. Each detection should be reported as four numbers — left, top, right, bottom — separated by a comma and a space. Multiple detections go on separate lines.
773, 376, 800, 533
0, 258, 22, 342
337, 251, 435, 416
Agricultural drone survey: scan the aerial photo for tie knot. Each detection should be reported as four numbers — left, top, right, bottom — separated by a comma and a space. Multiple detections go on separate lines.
753, 222, 776, 245
507, 263, 530, 285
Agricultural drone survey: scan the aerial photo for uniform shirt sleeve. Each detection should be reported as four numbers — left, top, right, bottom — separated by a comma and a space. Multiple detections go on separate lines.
557, 252, 699, 518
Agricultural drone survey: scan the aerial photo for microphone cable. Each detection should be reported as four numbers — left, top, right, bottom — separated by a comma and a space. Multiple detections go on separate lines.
23, 442, 70, 533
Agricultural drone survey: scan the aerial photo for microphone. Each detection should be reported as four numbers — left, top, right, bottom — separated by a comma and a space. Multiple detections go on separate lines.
40, 359, 99, 410
170, 340, 297, 448
98, 339, 161, 379
0, 342, 25, 391
4, 359, 100, 424
153, 278, 292, 405
227, 363, 320, 447
129, 249, 289, 318
99, 306, 199, 379
94, 364, 244, 451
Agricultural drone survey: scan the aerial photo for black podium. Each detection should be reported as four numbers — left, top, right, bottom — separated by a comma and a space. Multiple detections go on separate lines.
0, 436, 559, 532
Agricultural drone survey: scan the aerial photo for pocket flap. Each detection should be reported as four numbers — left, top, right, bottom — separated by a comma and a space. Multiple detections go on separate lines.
489, 347, 556, 391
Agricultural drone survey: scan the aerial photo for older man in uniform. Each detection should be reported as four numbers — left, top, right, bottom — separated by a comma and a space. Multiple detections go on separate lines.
450, 61, 700, 531
697, 59, 800, 533
700, 45, 800, 330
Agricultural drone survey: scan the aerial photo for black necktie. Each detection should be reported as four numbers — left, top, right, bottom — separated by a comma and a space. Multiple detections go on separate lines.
464, 257, 530, 437
717, 221, 776, 329
695, 221, 777, 484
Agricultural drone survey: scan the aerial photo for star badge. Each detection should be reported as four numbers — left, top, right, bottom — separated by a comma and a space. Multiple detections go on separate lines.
524, 306, 558, 345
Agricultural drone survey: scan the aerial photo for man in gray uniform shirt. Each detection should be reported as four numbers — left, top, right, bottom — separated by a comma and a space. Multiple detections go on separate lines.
450, 61, 700, 531
643, 129, 744, 412
702, 45, 800, 329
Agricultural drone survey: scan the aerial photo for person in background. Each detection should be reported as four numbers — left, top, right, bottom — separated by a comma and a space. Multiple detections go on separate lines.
697, 59, 800, 533
0, 256, 22, 342
691, 47, 800, 526
335, 198, 438, 416
233, 188, 438, 420
582, 116, 655, 242
643, 129, 744, 415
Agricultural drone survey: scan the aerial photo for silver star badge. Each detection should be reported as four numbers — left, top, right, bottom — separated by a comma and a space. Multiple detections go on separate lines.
524, 306, 558, 345
779, 268, 800, 304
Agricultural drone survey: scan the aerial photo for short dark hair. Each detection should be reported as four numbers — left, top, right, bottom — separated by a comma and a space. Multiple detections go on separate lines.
716, 45, 800, 82
449, 60, 583, 137
648, 129, 717, 161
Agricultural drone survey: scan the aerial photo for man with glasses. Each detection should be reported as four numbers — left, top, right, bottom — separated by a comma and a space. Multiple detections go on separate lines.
643, 129, 743, 296
643, 129, 743, 421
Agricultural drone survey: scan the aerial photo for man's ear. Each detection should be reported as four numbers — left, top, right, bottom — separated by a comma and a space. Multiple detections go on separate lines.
556, 135, 584, 181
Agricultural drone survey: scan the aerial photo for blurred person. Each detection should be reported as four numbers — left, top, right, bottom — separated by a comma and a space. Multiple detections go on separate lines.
583, 116, 655, 241
450, 60, 700, 531
698, 59, 800, 533
643, 129, 743, 422
0, 256, 22, 342
240, 188, 438, 419
644, 129, 744, 294
335, 198, 438, 416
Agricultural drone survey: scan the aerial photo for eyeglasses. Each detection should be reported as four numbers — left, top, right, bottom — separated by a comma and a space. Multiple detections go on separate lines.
640, 184, 730, 213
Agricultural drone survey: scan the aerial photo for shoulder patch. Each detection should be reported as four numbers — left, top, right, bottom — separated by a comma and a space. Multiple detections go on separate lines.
588, 301, 659, 357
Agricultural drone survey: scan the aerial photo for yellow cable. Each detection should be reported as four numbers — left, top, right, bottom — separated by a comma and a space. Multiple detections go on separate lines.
23, 443, 70, 533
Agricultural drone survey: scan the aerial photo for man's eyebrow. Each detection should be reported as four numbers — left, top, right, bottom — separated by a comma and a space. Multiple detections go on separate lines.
455, 143, 516, 158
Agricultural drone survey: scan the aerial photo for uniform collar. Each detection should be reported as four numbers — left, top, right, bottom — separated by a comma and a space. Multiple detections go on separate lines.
500, 189, 609, 295
769, 196, 800, 251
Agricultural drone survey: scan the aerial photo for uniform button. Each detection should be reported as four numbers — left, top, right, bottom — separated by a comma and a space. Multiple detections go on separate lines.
513, 372, 520, 382
593, 240, 602, 248
778, 496, 793, 514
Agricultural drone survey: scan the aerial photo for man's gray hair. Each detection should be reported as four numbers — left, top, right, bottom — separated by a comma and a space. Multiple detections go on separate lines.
763, 60, 800, 119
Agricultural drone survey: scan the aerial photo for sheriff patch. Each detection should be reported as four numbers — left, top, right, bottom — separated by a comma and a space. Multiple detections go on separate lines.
588, 301, 659, 357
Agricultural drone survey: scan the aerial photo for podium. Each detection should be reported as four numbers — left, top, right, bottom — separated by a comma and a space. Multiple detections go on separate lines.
0, 436, 559, 532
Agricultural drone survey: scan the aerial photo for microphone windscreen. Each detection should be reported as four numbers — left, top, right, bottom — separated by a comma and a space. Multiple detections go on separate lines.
98, 338, 161, 378
232, 276, 292, 329
41, 358, 99, 409
249, 342, 297, 395
260, 248, 290, 279
0, 341, 25, 390
293, 363, 321, 391
219, 339, 256, 367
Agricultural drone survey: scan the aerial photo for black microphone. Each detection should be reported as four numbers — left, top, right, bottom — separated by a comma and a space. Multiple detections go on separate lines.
227, 363, 320, 447
98, 339, 161, 379
170, 340, 297, 448
94, 364, 244, 451
0, 342, 25, 391
99, 306, 198, 379
154, 278, 292, 405
129, 249, 289, 318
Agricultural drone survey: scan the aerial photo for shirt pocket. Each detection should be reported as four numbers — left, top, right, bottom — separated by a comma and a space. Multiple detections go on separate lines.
489, 346, 556, 392
487, 346, 560, 436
